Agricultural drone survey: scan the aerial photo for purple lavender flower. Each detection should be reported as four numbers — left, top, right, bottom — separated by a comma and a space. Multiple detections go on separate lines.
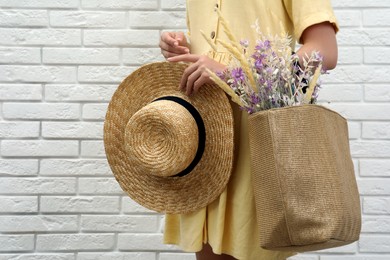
240, 39, 249, 48
246, 106, 255, 114
254, 58, 264, 70
250, 92, 260, 105
263, 40, 271, 49
255, 40, 265, 51
266, 79, 273, 90
231, 67, 245, 82
216, 70, 225, 80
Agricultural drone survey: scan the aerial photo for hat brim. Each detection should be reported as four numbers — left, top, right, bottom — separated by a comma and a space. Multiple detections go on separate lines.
104, 62, 234, 214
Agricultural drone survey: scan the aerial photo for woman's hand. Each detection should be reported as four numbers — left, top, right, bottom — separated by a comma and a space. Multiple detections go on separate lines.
167, 54, 226, 96
160, 31, 190, 59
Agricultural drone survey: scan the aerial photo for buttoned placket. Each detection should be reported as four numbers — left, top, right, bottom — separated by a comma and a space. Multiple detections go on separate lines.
210, 0, 222, 44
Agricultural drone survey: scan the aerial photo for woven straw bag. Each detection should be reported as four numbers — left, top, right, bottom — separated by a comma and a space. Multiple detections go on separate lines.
248, 104, 361, 252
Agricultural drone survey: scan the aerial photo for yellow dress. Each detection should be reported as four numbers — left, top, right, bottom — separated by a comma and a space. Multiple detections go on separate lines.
164, 1, 339, 259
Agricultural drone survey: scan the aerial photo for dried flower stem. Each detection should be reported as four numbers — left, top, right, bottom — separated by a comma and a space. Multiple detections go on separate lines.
206, 68, 244, 106
214, 9, 257, 92
216, 39, 256, 93
305, 64, 322, 103
215, 8, 241, 51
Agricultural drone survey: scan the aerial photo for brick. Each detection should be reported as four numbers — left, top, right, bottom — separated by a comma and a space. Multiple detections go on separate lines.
0, 235, 34, 252
0, 65, 77, 83
323, 65, 390, 84
286, 256, 318, 260
347, 121, 361, 140
286, 254, 319, 260
84, 30, 159, 46
0, 28, 81, 46
365, 47, 390, 64
50, 11, 126, 28
81, 215, 158, 232
321, 257, 390, 260
1, 140, 79, 157
161, 0, 186, 10
357, 179, 390, 195
36, 234, 115, 251
3, 103, 79, 120
0, 47, 41, 64
0, 159, 39, 176
81, 141, 106, 158
40, 196, 120, 213
0, 84, 42, 100
349, 140, 390, 158
43, 48, 120, 64
0, 215, 78, 232
0, 0, 78, 8
77, 253, 155, 260
42, 122, 104, 139
82, 103, 109, 120
122, 197, 155, 214
359, 235, 390, 253
363, 122, 390, 139
160, 253, 196, 260
360, 159, 390, 177
40, 159, 111, 176
81, 0, 158, 10
45, 84, 116, 101
78, 178, 122, 194
317, 84, 363, 102
118, 233, 177, 251
365, 85, 390, 101
337, 47, 363, 65
362, 216, 390, 233
129, 11, 186, 29
0, 10, 47, 27
325, 103, 390, 120
122, 48, 163, 65
314, 242, 357, 254
0, 254, 75, 260
363, 197, 390, 214
0, 178, 76, 195
363, 9, 390, 27
0, 121, 40, 138
337, 29, 390, 46
353, 159, 359, 174
333, 0, 390, 8
78, 66, 136, 83
334, 10, 361, 27
0, 196, 37, 213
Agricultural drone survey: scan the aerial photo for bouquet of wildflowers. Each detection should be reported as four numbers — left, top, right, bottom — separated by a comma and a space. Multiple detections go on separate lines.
202, 10, 325, 114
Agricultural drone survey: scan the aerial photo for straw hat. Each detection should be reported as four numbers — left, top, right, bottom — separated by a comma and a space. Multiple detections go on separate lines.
104, 62, 235, 214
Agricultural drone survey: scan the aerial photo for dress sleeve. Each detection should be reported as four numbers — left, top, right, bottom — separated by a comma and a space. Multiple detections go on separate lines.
283, 0, 339, 43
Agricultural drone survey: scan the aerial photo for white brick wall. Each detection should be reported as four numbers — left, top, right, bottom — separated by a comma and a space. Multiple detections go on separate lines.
0, 0, 388, 259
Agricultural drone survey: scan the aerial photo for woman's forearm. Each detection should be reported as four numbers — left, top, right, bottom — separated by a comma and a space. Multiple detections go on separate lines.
296, 22, 338, 70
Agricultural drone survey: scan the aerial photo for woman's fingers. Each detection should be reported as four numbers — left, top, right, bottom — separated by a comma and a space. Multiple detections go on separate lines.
183, 65, 202, 95
159, 41, 189, 57
160, 32, 190, 58
168, 54, 225, 96
167, 54, 200, 63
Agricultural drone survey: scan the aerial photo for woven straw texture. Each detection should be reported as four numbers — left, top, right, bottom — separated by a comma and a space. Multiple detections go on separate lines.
248, 105, 361, 252
104, 62, 234, 214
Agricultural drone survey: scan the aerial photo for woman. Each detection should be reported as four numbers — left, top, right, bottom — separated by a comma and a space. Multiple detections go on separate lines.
159, 1, 338, 259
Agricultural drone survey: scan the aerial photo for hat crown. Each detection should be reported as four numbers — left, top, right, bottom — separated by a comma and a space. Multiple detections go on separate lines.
125, 99, 199, 177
